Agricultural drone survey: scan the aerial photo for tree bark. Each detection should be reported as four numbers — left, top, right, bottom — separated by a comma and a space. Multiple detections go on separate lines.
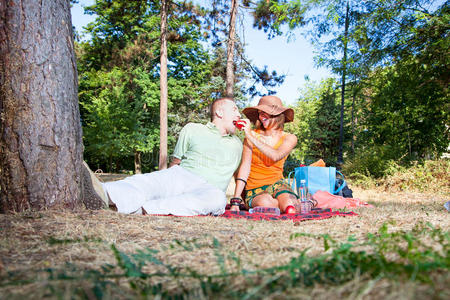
0, 0, 83, 212
225, 0, 238, 98
351, 89, 356, 156
134, 150, 142, 174
337, 1, 350, 165
159, 0, 168, 170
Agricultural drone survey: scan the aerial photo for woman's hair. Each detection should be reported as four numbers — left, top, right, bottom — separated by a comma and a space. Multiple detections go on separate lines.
254, 113, 285, 130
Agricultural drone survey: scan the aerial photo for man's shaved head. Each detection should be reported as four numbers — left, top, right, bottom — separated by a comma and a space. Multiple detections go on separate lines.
210, 98, 234, 121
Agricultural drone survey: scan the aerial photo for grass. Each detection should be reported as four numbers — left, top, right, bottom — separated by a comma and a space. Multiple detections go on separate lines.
0, 175, 449, 298
5, 221, 446, 299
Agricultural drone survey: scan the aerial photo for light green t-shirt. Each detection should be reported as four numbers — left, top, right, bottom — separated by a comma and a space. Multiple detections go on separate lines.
172, 122, 243, 191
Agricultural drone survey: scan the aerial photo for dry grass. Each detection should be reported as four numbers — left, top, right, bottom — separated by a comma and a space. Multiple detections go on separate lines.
0, 183, 449, 299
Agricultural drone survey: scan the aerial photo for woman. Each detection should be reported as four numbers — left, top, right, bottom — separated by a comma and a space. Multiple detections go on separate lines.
230, 96, 299, 213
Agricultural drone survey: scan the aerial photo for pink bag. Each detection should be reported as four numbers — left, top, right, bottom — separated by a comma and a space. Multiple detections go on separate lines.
312, 190, 374, 209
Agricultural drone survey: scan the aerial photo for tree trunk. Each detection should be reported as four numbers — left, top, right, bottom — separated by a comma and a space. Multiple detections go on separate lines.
351, 89, 356, 156
134, 151, 142, 174
109, 154, 113, 173
225, 0, 238, 98
159, 0, 168, 170
337, 1, 350, 165
0, 0, 83, 212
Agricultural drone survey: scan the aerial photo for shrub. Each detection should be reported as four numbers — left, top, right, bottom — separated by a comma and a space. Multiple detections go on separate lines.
342, 146, 402, 178
344, 157, 450, 194
382, 159, 450, 193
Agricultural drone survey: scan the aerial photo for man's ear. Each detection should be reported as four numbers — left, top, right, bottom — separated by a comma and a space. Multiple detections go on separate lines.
215, 108, 224, 119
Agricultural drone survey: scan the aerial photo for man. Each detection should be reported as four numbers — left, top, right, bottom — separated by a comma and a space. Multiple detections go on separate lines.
84, 98, 243, 216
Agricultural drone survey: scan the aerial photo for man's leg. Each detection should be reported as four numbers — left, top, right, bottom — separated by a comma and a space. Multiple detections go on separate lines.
103, 165, 207, 214
142, 184, 227, 216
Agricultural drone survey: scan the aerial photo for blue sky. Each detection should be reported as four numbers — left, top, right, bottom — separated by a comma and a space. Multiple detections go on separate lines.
71, 1, 332, 105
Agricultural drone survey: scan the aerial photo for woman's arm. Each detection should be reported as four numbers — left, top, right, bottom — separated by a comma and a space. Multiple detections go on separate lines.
247, 133, 297, 162
230, 138, 253, 211
243, 124, 298, 162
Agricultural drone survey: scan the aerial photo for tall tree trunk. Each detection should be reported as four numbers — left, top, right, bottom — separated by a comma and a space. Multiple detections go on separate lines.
134, 150, 142, 174
0, 0, 83, 212
108, 154, 113, 173
159, 0, 169, 170
351, 88, 356, 156
225, 0, 238, 98
337, 1, 350, 165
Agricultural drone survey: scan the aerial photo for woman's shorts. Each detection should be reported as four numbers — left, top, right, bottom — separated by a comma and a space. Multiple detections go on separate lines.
244, 179, 298, 208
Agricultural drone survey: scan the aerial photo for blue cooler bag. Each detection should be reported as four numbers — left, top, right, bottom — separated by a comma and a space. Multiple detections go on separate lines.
289, 166, 346, 196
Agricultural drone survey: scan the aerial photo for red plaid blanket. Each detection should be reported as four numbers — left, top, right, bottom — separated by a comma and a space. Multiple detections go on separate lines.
220, 207, 357, 222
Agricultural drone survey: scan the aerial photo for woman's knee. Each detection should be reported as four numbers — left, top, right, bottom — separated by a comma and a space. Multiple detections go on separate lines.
277, 192, 298, 209
252, 193, 278, 207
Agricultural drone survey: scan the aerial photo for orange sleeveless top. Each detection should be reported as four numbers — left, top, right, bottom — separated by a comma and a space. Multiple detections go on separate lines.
246, 131, 288, 189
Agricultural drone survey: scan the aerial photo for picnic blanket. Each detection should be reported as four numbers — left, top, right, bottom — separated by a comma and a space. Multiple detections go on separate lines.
221, 207, 357, 221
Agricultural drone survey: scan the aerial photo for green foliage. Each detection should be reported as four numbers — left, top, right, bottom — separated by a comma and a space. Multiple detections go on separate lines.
332, 1, 449, 162
1, 223, 448, 298
287, 79, 343, 165
362, 52, 449, 161
341, 145, 402, 178
252, 0, 311, 38
252, 0, 449, 167
288, 222, 449, 284
77, 0, 216, 172
205, 1, 286, 98
74, 0, 448, 174
382, 159, 450, 193
77, 0, 285, 172
80, 67, 160, 171
345, 158, 450, 194
285, 81, 319, 162
307, 79, 341, 164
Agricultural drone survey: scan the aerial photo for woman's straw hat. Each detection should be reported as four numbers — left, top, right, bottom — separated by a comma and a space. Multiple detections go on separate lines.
242, 95, 294, 123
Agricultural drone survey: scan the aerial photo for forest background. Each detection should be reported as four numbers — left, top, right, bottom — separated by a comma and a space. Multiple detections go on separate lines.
1, 1, 449, 297
74, 0, 449, 179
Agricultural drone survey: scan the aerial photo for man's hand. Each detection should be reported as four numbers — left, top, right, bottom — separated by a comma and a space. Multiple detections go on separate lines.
169, 157, 181, 168
229, 197, 242, 212
230, 205, 240, 212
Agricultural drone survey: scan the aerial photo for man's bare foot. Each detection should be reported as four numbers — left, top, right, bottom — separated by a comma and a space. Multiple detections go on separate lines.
81, 161, 108, 209
107, 193, 117, 211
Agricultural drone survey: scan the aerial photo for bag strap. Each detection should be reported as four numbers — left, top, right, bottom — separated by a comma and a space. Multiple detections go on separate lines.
287, 171, 295, 191
333, 170, 346, 194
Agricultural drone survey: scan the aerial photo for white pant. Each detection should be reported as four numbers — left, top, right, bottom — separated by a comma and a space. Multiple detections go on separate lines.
103, 165, 226, 216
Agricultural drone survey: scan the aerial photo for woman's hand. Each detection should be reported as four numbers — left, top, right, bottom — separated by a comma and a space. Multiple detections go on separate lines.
240, 118, 252, 135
